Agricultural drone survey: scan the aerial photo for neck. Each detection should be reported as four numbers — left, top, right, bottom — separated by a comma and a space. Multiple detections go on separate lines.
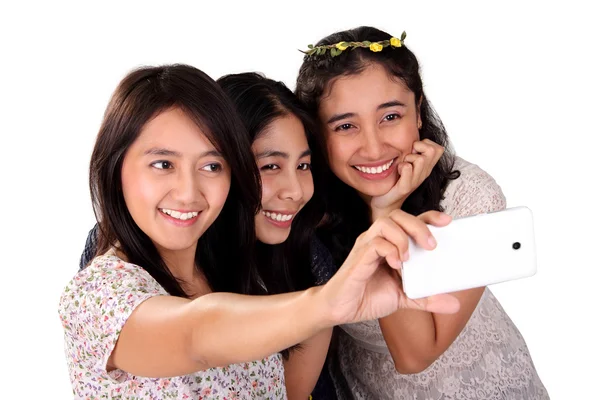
158, 244, 199, 284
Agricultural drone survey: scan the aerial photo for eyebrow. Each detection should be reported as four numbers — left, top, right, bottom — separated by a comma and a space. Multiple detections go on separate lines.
255, 149, 312, 159
326, 100, 407, 124
144, 147, 222, 158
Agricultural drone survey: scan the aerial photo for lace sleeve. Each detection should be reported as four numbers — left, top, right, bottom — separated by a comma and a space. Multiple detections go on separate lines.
442, 158, 507, 218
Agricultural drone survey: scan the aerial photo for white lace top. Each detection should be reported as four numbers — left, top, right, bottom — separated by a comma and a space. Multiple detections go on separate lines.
330, 157, 549, 400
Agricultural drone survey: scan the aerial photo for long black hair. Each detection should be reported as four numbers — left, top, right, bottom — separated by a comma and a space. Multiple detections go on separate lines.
90, 64, 264, 297
295, 26, 460, 267
217, 72, 327, 295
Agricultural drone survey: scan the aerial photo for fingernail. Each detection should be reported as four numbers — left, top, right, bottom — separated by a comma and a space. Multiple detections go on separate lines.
402, 251, 409, 262
427, 236, 437, 248
396, 260, 404, 269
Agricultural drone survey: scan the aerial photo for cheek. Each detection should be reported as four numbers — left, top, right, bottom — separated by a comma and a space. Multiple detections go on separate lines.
390, 125, 420, 151
259, 175, 277, 207
302, 174, 314, 203
204, 175, 232, 212
326, 136, 352, 168
122, 165, 161, 213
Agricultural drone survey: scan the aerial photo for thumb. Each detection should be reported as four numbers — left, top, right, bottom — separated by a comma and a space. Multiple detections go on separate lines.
418, 210, 452, 227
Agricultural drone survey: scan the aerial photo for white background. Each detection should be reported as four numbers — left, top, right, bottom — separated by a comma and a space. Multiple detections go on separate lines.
1, 1, 598, 398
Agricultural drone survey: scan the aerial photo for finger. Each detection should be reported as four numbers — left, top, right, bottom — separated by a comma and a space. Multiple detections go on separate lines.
396, 162, 414, 193
380, 162, 413, 202
417, 210, 452, 227
362, 218, 410, 262
371, 237, 403, 270
355, 236, 403, 273
407, 293, 460, 314
413, 140, 444, 162
387, 209, 437, 250
416, 138, 445, 153
402, 154, 426, 184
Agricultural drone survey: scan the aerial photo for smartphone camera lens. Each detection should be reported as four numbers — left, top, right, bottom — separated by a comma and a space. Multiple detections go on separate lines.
512, 242, 521, 250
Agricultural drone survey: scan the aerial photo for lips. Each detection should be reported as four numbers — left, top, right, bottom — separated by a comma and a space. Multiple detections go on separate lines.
158, 208, 202, 227
261, 210, 296, 228
159, 208, 200, 221
351, 157, 397, 181
352, 158, 396, 174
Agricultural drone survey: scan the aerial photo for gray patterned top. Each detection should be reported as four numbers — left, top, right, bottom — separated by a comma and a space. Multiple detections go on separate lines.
329, 157, 549, 400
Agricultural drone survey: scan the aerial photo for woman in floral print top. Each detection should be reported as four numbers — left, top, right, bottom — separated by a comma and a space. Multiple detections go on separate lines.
59, 64, 461, 399
61, 253, 286, 399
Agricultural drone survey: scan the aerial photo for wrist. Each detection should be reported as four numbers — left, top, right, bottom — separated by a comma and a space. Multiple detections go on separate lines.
301, 285, 335, 332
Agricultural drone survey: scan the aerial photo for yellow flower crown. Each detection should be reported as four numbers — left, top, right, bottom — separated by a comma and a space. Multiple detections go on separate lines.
301, 31, 406, 57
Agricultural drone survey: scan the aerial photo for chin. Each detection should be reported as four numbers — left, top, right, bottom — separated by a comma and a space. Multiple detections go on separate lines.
257, 231, 290, 246
155, 237, 198, 252
258, 237, 287, 245
354, 181, 396, 198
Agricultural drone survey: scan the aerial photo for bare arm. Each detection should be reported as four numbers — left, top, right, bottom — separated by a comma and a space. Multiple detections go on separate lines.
375, 166, 507, 373
283, 328, 333, 400
77, 212, 459, 380
379, 287, 484, 373
110, 288, 328, 377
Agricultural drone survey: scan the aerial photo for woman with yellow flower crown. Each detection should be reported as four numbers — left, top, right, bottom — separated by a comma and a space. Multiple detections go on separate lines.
296, 26, 549, 399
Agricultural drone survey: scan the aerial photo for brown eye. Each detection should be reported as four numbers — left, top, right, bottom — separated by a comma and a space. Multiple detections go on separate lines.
201, 163, 222, 172
335, 123, 354, 132
151, 161, 172, 170
383, 113, 400, 122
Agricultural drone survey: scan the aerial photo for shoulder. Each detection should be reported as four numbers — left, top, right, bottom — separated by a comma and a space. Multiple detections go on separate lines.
442, 156, 507, 218
58, 253, 169, 381
59, 253, 168, 326
67, 253, 164, 296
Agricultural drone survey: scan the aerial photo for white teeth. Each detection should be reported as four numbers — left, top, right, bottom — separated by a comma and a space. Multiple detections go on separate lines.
261, 211, 293, 222
355, 159, 394, 174
160, 209, 199, 221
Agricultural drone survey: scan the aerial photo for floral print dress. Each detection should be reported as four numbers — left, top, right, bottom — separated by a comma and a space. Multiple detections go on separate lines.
58, 253, 287, 399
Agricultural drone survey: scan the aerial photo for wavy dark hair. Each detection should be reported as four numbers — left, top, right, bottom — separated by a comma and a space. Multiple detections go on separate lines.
217, 72, 326, 295
90, 64, 263, 297
295, 26, 460, 267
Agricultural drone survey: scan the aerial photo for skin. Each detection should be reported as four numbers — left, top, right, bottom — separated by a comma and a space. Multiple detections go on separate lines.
97, 107, 459, 383
318, 63, 483, 374
250, 114, 328, 399
253, 114, 314, 245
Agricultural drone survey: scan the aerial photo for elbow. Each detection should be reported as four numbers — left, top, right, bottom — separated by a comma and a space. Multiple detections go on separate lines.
392, 356, 435, 375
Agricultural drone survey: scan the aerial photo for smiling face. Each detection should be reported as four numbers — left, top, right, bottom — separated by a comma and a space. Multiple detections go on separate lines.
318, 63, 421, 198
252, 114, 314, 245
121, 107, 231, 259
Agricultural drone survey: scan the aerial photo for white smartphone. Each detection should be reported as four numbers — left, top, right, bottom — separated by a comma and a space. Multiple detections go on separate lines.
401, 206, 537, 299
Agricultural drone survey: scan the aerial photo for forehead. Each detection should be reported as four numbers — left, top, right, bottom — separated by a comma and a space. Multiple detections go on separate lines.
319, 63, 415, 115
252, 115, 308, 150
135, 107, 217, 151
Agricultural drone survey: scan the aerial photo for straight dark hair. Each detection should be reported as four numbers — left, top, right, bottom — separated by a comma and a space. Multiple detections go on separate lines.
217, 72, 327, 296
295, 26, 460, 267
90, 64, 263, 297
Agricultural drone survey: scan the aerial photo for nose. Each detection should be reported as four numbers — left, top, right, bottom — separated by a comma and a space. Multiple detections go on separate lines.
278, 170, 303, 202
173, 169, 204, 206
362, 126, 385, 160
